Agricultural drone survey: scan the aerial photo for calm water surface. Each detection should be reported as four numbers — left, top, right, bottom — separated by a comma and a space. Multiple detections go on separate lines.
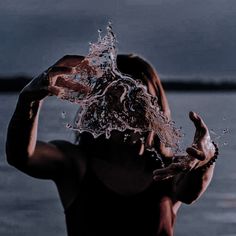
0, 92, 235, 236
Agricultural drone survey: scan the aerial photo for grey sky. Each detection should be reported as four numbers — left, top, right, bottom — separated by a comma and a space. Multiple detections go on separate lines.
0, 0, 236, 80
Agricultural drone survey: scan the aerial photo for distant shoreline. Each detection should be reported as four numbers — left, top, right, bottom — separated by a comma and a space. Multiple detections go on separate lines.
0, 76, 236, 92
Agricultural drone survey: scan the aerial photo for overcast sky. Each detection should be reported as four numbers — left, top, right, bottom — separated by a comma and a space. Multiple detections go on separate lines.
0, 0, 236, 81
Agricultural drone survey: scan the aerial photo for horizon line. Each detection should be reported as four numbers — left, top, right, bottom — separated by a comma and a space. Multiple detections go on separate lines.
0, 76, 236, 92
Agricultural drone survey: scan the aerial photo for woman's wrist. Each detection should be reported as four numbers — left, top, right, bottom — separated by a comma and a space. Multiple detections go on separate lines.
13, 92, 42, 122
195, 142, 219, 172
19, 71, 50, 103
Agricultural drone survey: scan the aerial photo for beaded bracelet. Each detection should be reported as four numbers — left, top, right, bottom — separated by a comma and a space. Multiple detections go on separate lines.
196, 141, 219, 172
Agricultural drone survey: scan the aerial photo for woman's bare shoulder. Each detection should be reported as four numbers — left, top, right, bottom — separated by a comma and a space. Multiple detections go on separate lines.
49, 140, 86, 164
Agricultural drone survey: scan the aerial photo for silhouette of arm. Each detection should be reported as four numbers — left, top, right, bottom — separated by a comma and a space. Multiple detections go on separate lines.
6, 55, 84, 179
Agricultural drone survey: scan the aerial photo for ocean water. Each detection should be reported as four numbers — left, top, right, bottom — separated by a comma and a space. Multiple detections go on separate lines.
0, 92, 235, 236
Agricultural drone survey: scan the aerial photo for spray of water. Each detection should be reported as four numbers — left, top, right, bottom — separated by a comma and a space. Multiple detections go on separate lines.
50, 24, 226, 181
49, 23, 182, 164
210, 126, 230, 147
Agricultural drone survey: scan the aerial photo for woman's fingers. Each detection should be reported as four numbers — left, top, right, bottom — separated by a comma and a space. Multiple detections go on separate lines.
189, 111, 208, 142
186, 147, 205, 161
47, 66, 74, 87
189, 112, 207, 133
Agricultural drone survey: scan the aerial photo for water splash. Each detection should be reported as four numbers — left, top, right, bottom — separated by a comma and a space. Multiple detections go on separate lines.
210, 126, 230, 147
49, 23, 182, 154
61, 111, 66, 119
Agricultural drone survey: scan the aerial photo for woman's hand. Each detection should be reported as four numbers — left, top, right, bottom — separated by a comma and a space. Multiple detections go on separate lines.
186, 111, 216, 168
153, 111, 216, 181
20, 55, 85, 101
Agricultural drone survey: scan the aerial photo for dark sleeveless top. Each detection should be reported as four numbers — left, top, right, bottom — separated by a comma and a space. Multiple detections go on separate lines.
64, 164, 175, 236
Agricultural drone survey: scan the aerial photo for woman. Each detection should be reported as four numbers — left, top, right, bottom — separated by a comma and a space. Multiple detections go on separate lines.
6, 54, 217, 236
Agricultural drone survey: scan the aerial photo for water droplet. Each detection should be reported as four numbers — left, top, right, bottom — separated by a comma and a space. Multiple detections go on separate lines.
61, 111, 66, 119
107, 23, 112, 30
222, 128, 229, 134
98, 29, 102, 41
105, 130, 111, 139
140, 137, 145, 144
123, 133, 130, 142
210, 129, 217, 135
66, 123, 72, 129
